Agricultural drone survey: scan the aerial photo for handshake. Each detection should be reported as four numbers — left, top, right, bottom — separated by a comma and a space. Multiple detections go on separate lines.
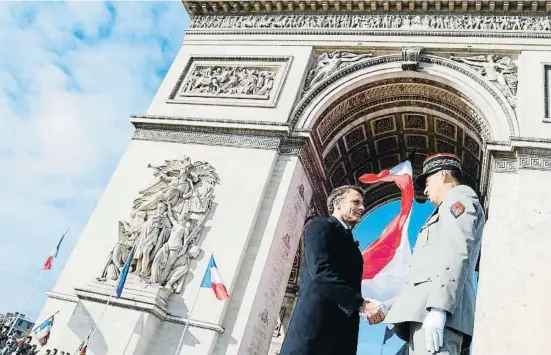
359, 298, 387, 325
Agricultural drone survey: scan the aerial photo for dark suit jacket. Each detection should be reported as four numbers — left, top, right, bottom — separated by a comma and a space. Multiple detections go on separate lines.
280, 216, 364, 355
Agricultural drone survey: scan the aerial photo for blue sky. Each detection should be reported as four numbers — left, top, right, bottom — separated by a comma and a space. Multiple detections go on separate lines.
0, 1, 188, 320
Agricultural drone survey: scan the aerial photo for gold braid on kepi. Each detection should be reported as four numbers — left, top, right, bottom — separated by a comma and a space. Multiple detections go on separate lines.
414, 153, 462, 189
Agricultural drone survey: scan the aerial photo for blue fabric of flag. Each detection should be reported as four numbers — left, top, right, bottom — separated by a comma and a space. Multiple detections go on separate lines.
115, 248, 135, 298
36, 317, 53, 331
383, 326, 395, 344
200, 255, 215, 288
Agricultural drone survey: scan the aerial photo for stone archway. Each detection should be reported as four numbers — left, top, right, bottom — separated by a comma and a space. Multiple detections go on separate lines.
269, 50, 519, 354
295, 52, 518, 214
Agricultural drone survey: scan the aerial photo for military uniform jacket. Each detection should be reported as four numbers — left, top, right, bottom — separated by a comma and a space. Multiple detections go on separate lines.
384, 185, 485, 344
280, 216, 365, 355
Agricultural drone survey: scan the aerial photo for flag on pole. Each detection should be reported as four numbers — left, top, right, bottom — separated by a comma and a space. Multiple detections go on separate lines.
33, 315, 55, 346
358, 152, 415, 302
43, 228, 68, 270
200, 255, 230, 300
383, 326, 395, 345
77, 332, 92, 355
114, 248, 135, 299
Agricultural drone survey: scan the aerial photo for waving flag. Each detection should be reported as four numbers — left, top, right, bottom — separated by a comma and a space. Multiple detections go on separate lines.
200, 255, 230, 300
43, 228, 69, 270
358, 152, 415, 302
33, 314, 55, 346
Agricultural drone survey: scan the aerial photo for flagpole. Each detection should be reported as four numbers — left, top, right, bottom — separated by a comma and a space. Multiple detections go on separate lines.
73, 245, 135, 355
7, 268, 46, 337
8, 227, 70, 337
173, 283, 202, 355
72, 286, 116, 355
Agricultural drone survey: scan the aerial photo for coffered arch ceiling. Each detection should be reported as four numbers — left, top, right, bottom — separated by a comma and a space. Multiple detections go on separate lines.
309, 77, 488, 212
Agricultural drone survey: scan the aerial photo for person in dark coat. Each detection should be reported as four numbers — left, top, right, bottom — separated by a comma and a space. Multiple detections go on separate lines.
280, 185, 383, 355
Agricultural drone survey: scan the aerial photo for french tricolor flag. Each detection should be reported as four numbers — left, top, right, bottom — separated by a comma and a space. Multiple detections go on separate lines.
358, 153, 415, 302
43, 228, 68, 270
200, 255, 230, 300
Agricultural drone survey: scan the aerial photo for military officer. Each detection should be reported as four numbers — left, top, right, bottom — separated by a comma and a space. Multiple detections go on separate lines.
380, 153, 486, 355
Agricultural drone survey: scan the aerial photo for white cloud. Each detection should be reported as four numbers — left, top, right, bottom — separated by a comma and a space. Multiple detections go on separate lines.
0, 1, 188, 319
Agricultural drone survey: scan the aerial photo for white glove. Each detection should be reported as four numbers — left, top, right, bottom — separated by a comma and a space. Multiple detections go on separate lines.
422, 308, 447, 353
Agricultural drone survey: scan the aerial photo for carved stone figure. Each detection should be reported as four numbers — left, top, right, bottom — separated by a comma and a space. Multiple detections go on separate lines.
304, 51, 372, 91
450, 54, 518, 106
180, 65, 278, 99
98, 157, 220, 294
100, 211, 147, 281
191, 13, 551, 33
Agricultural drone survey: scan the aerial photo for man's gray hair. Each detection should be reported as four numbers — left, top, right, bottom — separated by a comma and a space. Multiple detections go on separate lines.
327, 185, 364, 214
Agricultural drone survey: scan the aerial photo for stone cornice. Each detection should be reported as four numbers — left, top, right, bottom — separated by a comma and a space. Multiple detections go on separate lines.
183, 1, 551, 16
131, 114, 290, 133
131, 121, 306, 155
46, 290, 225, 333
487, 137, 551, 173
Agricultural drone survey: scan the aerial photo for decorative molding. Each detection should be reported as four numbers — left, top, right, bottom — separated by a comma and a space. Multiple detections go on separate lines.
544, 64, 551, 122
185, 1, 551, 14
313, 79, 489, 145
168, 56, 292, 108
402, 47, 423, 71
132, 124, 306, 155
45, 291, 79, 304
164, 314, 225, 334
491, 146, 551, 173
188, 13, 551, 38
47, 289, 224, 333
131, 114, 290, 128
291, 54, 517, 140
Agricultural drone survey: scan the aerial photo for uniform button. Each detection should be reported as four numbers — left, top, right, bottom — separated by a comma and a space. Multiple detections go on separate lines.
451, 278, 456, 282
446, 267, 450, 270
441, 284, 445, 288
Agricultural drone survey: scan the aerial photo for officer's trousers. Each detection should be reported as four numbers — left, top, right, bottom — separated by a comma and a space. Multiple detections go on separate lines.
408, 322, 463, 355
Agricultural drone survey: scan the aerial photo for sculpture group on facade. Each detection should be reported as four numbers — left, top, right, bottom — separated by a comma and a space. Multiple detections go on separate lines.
451, 54, 518, 106
98, 156, 219, 294
301, 50, 518, 108
181, 65, 277, 98
191, 13, 551, 32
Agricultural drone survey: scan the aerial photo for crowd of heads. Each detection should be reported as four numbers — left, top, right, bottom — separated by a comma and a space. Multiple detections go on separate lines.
0, 326, 69, 355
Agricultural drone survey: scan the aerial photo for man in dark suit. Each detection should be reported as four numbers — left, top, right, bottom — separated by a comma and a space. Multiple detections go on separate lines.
280, 185, 380, 355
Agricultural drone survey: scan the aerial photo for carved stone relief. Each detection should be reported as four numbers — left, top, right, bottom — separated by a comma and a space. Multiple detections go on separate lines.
191, 14, 551, 35
402, 47, 423, 71
97, 156, 219, 294
304, 51, 372, 91
168, 56, 292, 107
493, 148, 551, 173
181, 65, 277, 98
315, 81, 488, 143
450, 55, 518, 107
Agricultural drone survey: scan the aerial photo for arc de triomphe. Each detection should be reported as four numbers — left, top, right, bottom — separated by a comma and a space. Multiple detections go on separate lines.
37, 2, 551, 354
